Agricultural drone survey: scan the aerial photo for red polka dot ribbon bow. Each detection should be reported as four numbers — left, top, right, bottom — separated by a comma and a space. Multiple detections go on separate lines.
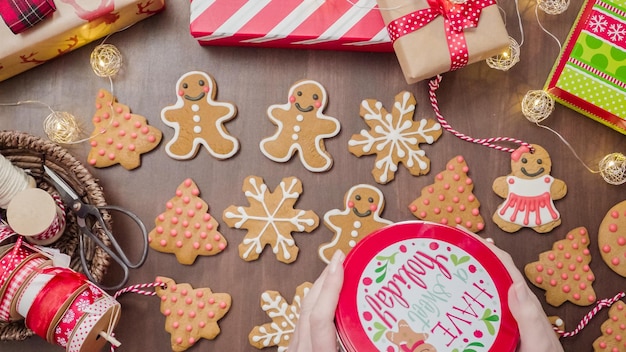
0, 0, 56, 34
386, 0, 496, 71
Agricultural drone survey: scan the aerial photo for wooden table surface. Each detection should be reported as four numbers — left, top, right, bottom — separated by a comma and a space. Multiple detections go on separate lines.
1, 0, 625, 351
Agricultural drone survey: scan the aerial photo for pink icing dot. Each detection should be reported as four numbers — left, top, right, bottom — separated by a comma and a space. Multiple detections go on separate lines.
116, 143, 123, 150
612, 257, 620, 266
193, 242, 200, 249
90, 140, 98, 147
112, 120, 120, 127
612, 211, 620, 219
429, 242, 439, 250
175, 208, 183, 215
452, 196, 459, 203
156, 226, 164, 234
107, 153, 116, 160
148, 135, 156, 143
467, 195, 475, 202
508, 178, 515, 184
603, 245, 612, 253
440, 218, 448, 225
618, 237, 626, 245
98, 149, 106, 156
549, 279, 557, 286
218, 243, 226, 250
457, 186, 465, 193
128, 144, 136, 151
196, 202, 203, 210
176, 241, 183, 248
433, 207, 441, 214
160, 240, 167, 247
448, 164, 455, 171
465, 178, 473, 185
446, 206, 453, 213
176, 190, 183, 197
219, 301, 227, 309
171, 217, 179, 225
459, 204, 466, 211
208, 311, 215, 319
141, 126, 149, 134
611, 224, 619, 233
436, 173, 444, 180
562, 285, 570, 293
184, 231, 192, 239
535, 276, 543, 284
200, 232, 207, 239
205, 244, 213, 251
457, 156, 464, 163
199, 321, 206, 328
443, 183, 450, 190
124, 113, 131, 120
409, 204, 418, 212
289, 96, 296, 103
214, 234, 221, 241
176, 337, 183, 344
427, 187, 434, 193
455, 217, 462, 224
187, 209, 195, 217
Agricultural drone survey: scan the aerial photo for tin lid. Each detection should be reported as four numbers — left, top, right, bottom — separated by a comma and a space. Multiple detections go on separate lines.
335, 221, 519, 352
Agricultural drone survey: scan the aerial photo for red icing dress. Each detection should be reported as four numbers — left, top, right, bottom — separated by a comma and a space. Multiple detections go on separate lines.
496, 175, 560, 227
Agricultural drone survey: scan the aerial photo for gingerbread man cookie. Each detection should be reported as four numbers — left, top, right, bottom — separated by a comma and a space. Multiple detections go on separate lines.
318, 184, 392, 263
155, 276, 231, 352
260, 79, 340, 172
492, 144, 567, 233
161, 71, 239, 160
598, 200, 626, 276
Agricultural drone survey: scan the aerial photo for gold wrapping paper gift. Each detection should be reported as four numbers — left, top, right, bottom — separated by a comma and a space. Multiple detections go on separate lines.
377, 0, 509, 84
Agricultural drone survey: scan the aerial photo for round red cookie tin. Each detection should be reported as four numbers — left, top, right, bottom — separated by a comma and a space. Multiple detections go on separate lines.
335, 221, 519, 352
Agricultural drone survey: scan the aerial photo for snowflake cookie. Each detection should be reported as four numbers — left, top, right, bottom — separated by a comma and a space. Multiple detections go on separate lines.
222, 176, 319, 263
248, 282, 312, 352
155, 277, 231, 352
348, 91, 442, 184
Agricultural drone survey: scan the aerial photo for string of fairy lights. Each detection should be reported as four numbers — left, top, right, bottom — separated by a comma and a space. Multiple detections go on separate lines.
0, 3, 624, 185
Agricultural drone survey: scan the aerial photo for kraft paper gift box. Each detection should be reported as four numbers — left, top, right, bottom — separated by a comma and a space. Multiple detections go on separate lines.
545, 0, 626, 135
376, 0, 510, 84
0, 0, 165, 82
190, 0, 393, 52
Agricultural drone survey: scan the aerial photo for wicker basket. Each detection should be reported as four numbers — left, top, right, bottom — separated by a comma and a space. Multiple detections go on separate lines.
0, 131, 112, 341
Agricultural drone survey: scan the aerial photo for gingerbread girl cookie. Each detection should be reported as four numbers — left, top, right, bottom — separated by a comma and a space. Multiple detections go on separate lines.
161, 71, 239, 160
318, 184, 392, 263
492, 144, 567, 233
260, 79, 340, 172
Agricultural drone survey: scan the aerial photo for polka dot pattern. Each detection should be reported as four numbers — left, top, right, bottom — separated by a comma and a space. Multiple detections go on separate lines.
524, 227, 596, 307
155, 277, 231, 352
408, 155, 485, 233
592, 300, 626, 351
386, 0, 496, 70
148, 178, 227, 265
598, 200, 626, 277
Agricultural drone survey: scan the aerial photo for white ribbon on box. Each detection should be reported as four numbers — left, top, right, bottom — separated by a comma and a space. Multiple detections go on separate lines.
190, 0, 392, 50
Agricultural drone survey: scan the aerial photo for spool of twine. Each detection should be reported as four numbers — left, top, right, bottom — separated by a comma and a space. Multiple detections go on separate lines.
0, 154, 35, 209
1, 242, 121, 351
1, 131, 113, 341
6, 188, 66, 246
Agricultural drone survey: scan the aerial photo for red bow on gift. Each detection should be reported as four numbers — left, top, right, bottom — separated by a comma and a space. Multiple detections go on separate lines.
0, 0, 56, 34
386, 0, 496, 71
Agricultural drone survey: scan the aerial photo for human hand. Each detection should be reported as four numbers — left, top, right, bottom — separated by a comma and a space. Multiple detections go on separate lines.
288, 250, 345, 352
479, 237, 564, 352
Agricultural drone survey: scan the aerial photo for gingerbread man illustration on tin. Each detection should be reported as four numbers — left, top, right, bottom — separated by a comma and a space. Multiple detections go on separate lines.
386, 320, 438, 352
161, 71, 239, 160
492, 144, 567, 233
260, 79, 340, 172
318, 184, 392, 263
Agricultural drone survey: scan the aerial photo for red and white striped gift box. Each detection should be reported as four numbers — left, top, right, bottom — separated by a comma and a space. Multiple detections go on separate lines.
190, 0, 393, 52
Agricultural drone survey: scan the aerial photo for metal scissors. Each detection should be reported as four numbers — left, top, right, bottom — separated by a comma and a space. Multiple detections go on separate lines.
44, 165, 148, 291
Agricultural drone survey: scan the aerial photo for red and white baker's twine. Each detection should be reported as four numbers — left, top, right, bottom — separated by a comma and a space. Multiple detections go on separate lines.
113, 281, 166, 300
556, 291, 626, 338
428, 75, 532, 153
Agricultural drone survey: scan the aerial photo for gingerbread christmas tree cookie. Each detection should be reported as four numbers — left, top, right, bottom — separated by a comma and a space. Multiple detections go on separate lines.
408, 155, 484, 233
598, 200, 626, 277
348, 91, 442, 184
222, 176, 319, 263
248, 282, 312, 351
149, 179, 226, 265
524, 227, 596, 306
87, 89, 162, 169
161, 71, 239, 160
155, 277, 231, 352
592, 300, 626, 352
